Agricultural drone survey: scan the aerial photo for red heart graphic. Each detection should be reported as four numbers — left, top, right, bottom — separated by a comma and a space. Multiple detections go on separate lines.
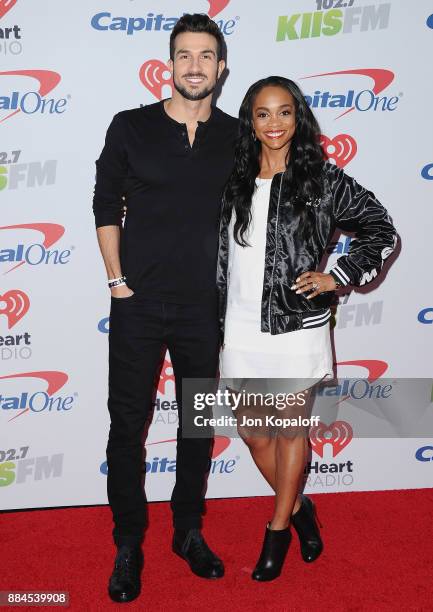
0, 0, 17, 19
139, 60, 173, 101
0, 289, 30, 328
321, 134, 357, 168
158, 358, 174, 395
212, 436, 231, 458
207, 0, 230, 18
309, 420, 353, 457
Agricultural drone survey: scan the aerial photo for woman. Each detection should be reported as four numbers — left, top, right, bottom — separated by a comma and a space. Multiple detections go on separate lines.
217, 76, 397, 581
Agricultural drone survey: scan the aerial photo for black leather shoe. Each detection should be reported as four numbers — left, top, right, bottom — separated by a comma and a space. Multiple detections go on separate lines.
173, 528, 224, 579
252, 523, 292, 581
108, 545, 143, 603
292, 494, 323, 563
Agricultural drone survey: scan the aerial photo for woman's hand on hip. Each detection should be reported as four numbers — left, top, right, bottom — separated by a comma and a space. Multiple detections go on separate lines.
291, 272, 337, 299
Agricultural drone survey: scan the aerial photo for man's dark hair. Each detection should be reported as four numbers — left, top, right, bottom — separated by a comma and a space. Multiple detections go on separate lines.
170, 13, 224, 61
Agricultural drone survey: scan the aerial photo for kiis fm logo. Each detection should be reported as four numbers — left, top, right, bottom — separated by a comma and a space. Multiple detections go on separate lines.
301, 68, 400, 120
100, 435, 238, 476
332, 292, 384, 330
0, 70, 69, 125
91, 1, 237, 37
0, 149, 57, 191
0, 289, 32, 361
0, 444, 64, 488
0, 223, 71, 275
321, 134, 356, 168
0, 0, 22, 56
0, 371, 76, 422
277, 1, 390, 41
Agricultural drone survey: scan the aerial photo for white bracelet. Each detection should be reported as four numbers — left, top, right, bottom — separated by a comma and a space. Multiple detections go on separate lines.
108, 276, 126, 288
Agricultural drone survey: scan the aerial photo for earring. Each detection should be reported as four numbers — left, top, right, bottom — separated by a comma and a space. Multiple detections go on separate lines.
252, 131, 257, 141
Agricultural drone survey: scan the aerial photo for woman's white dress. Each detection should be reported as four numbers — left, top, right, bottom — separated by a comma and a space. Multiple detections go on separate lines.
219, 177, 333, 392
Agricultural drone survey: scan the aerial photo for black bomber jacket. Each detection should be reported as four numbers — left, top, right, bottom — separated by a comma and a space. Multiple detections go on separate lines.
216, 161, 397, 340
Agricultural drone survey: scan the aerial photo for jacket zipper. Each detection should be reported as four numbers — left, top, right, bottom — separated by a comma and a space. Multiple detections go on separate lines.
267, 173, 284, 334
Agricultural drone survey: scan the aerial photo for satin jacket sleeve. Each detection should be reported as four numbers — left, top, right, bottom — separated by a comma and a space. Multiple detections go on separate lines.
326, 163, 397, 287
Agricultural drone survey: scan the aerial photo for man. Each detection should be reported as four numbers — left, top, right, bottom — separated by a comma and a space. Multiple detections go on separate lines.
93, 13, 238, 603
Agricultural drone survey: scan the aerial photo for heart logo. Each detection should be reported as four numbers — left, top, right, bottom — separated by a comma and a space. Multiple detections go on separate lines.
0, 0, 17, 20
207, 0, 230, 18
139, 60, 173, 101
212, 436, 231, 458
309, 420, 353, 457
0, 289, 30, 328
321, 134, 357, 168
158, 358, 174, 395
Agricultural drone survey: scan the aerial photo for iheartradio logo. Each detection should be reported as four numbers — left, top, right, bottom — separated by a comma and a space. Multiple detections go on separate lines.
158, 358, 174, 395
0, 289, 29, 328
207, 0, 230, 18
0, 0, 17, 19
139, 60, 172, 100
309, 420, 353, 457
321, 134, 357, 168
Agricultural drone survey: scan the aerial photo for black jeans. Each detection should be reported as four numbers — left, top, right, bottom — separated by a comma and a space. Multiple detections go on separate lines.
107, 293, 220, 547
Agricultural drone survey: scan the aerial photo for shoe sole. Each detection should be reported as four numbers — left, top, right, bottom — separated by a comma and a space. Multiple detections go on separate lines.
108, 588, 140, 603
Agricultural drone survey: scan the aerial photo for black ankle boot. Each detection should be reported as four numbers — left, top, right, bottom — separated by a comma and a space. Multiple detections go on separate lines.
108, 545, 143, 603
252, 523, 292, 581
291, 494, 323, 563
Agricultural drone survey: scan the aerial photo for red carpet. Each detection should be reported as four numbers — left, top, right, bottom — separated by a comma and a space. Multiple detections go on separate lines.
2, 490, 432, 611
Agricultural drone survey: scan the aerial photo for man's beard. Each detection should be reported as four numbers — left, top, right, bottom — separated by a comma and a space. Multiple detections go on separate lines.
173, 73, 217, 101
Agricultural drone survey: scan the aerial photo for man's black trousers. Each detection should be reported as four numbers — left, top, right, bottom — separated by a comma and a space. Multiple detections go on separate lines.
106, 294, 220, 547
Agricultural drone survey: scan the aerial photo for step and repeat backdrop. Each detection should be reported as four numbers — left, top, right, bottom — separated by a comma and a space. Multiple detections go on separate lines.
1, 1, 432, 510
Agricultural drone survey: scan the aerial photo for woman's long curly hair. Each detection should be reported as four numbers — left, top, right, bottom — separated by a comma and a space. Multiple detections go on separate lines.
223, 76, 325, 246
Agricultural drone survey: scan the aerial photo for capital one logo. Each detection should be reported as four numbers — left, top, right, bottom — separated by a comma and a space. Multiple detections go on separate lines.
146, 435, 231, 458
301, 68, 399, 120
91, 2, 235, 36
336, 359, 388, 381
326, 359, 389, 404
101, 435, 235, 475
0, 289, 29, 328
321, 134, 357, 168
416, 445, 433, 462
0, 70, 68, 125
310, 420, 353, 457
0, 223, 71, 275
421, 163, 433, 180
418, 308, 433, 324
0, 371, 75, 422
